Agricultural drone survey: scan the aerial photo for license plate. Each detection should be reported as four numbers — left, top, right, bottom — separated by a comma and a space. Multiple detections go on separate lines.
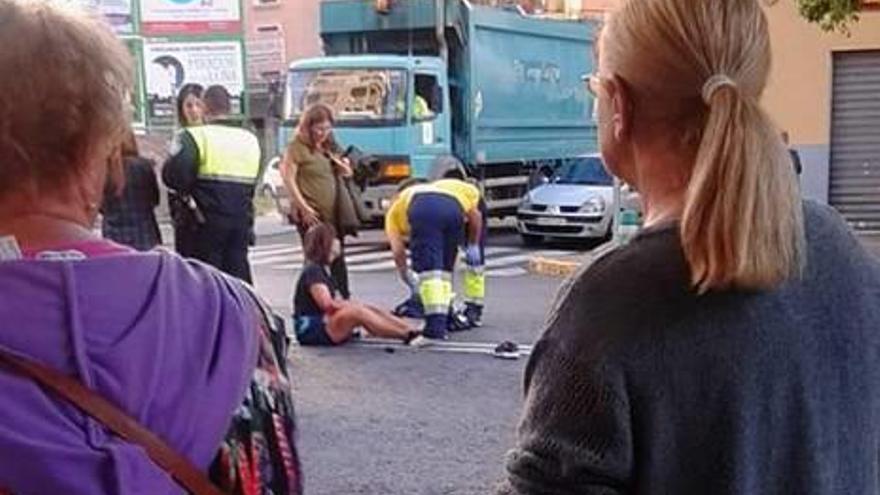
534, 216, 567, 226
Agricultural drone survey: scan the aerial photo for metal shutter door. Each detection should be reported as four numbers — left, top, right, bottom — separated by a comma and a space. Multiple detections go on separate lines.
829, 50, 880, 234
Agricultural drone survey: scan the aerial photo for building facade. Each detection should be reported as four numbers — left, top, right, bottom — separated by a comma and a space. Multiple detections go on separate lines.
244, 0, 322, 118
762, 1, 880, 234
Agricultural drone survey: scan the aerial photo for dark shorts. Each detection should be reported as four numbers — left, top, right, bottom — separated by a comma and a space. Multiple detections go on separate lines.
294, 315, 336, 346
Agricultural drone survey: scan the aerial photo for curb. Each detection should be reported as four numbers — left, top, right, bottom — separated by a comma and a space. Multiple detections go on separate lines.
528, 256, 583, 278
527, 241, 620, 278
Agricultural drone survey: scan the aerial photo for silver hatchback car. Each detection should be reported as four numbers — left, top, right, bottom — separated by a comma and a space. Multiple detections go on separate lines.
517, 154, 615, 245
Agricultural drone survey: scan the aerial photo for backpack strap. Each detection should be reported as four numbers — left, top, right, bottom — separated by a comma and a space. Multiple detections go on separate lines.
0, 349, 223, 495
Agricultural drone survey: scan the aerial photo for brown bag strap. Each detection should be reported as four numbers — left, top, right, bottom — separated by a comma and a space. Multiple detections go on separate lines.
0, 349, 223, 495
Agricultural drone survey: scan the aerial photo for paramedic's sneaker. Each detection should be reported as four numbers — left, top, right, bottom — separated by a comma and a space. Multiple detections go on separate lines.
493, 341, 520, 360
409, 334, 446, 348
392, 297, 425, 319
463, 306, 483, 328
447, 310, 472, 333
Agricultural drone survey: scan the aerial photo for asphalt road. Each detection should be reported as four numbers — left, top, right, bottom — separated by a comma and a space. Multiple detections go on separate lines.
248, 221, 880, 495
251, 225, 574, 495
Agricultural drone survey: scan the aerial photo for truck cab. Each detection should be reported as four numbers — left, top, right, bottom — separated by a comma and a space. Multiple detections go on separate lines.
281, 55, 452, 221
274, 0, 597, 220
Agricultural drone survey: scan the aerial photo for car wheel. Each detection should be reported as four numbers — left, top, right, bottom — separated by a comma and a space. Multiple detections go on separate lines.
261, 184, 283, 212
521, 233, 543, 247
602, 223, 613, 243
259, 184, 274, 199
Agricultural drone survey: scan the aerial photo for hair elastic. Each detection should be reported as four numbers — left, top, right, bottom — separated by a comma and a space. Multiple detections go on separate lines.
702, 74, 737, 104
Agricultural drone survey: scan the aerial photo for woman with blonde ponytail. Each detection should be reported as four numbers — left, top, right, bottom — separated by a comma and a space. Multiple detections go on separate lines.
498, 0, 880, 493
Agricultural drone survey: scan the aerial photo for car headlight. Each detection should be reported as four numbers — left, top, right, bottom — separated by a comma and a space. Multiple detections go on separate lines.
580, 196, 606, 214
520, 194, 532, 209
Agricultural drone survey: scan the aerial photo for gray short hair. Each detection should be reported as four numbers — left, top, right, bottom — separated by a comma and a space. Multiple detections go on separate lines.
0, 0, 133, 199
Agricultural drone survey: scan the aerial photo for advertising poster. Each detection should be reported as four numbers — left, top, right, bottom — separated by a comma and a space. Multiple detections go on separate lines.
245, 28, 286, 85
143, 38, 245, 120
59, 0, 135, 33
140, 0, 242, 35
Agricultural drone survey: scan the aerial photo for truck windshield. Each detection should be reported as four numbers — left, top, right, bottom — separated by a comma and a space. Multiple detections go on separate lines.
285, 68, 407, 126
553, 157, 613, 186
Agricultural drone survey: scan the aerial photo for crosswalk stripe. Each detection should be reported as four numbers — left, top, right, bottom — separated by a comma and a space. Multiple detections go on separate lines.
534, 249, 577, 258
348, 259, 398, 272
272, 263, 303, 271
485, 267, 528, 277
347, 337, 534, 355
251, 242, 294, 251
251, 242, 577, 278
252, 254, 304, 266
249, 244, 565, 260
483, 246, 525, 256
483, 253, 534, 268
249, 246, 301, 259
342, 248, 394, 263
249, 244, 383, 261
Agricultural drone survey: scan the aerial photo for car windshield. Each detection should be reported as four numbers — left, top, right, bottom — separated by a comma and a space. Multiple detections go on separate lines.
552, 157, 613, 186
284, 68, 407, 126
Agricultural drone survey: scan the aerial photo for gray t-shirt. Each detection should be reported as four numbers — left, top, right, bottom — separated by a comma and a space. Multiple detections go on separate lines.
500, 201, 880, 495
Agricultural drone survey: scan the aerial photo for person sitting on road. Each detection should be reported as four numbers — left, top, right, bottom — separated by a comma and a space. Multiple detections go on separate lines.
293, 223, 420, 346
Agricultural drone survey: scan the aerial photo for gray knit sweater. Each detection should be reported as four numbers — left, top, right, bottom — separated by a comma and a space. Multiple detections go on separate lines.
499, 201, 880, 495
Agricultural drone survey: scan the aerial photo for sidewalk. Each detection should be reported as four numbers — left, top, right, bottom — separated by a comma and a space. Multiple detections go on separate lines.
528, 241, 618, 278
529, 234, 880, 279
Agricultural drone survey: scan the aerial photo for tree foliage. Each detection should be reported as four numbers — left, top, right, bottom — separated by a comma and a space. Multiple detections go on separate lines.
794, 0, 862, 33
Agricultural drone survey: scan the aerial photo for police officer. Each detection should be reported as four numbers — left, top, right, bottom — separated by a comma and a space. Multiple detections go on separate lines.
163, 85, 261, 283
385, 178, 484, 342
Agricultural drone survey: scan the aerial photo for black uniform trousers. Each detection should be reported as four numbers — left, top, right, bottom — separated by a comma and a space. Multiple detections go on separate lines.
194, 221, 253, 284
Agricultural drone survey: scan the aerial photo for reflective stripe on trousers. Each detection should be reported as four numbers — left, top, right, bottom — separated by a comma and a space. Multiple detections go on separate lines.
463, 265, 485, 305
419, 270, 453, 316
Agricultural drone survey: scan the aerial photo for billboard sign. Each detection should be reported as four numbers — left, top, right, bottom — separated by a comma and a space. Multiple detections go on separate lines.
58, 0, 135, 33
140, 0, 242, 35
143, 38, 245, 120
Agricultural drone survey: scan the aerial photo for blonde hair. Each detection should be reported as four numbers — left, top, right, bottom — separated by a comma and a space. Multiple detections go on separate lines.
0, 0, 133, 199
605, 0, 805, 293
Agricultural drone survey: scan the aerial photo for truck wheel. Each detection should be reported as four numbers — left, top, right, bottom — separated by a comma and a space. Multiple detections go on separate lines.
430, 155, 467, 181
521, 234, 543, 247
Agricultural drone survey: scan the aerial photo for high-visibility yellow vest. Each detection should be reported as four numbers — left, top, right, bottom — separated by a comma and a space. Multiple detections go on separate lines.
187, 124, 261, 184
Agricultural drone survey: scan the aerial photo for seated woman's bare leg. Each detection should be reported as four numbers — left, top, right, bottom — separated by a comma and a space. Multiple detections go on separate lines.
329, 304, 412, 341
324, 307, 360, 343
361, 304, 414, 333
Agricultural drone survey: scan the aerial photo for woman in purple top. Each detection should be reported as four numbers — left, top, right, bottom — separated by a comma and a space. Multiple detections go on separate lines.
0, 1, 299, 493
